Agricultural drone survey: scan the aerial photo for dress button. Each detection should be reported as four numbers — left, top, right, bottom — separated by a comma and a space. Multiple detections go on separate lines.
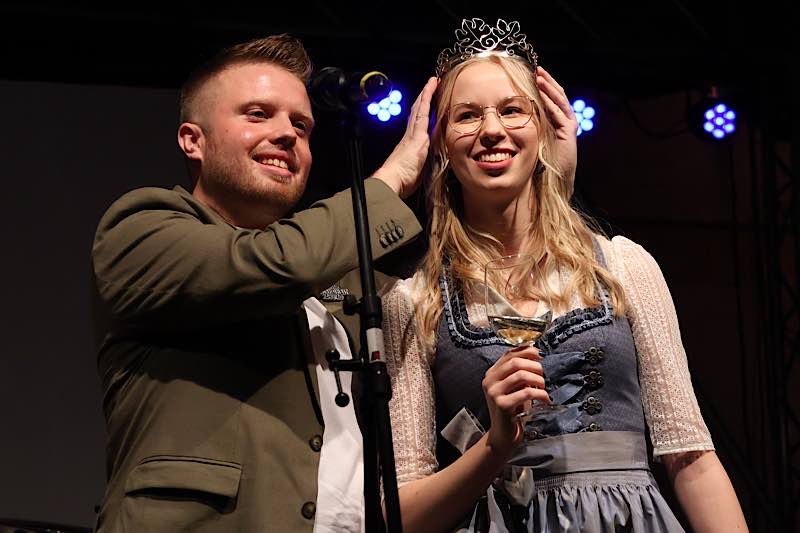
309, 434, 323, 452
582, 396, 602, 415
585, 347, 605, 365
583, 370, 604, 390
301, 501, 316, 519
587, 423, 601, 432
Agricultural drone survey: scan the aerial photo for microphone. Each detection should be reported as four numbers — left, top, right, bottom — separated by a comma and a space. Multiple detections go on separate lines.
308, 67, 392, 113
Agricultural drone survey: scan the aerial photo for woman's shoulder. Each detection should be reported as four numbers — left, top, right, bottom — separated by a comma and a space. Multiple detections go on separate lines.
380, 270, 426, 304
595, 234, 661, 273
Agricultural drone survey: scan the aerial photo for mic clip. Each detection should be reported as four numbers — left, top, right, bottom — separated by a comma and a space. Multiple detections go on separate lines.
326, 348, 363, 407
309, 67, 392, 113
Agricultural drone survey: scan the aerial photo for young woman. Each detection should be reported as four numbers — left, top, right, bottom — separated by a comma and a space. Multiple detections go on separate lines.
381, 18, 748, 533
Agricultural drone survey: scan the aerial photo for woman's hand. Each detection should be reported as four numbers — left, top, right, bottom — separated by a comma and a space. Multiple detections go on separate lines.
536, 66, 578, 182
482, 345, 549, 456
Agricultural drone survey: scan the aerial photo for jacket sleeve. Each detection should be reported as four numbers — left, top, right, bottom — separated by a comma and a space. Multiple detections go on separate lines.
92, 179, 421, 328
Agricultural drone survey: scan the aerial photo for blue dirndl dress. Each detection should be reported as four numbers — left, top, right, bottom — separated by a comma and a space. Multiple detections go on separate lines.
432, 253, 685, 532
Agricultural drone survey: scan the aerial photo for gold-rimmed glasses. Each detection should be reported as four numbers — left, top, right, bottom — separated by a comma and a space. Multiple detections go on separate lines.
448, 95, 535, 134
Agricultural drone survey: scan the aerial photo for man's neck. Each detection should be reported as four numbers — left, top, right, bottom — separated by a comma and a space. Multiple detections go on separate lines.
192, 182, 279, 229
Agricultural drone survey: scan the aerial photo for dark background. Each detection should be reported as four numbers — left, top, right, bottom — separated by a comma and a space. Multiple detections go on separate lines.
0, 1, 795, 531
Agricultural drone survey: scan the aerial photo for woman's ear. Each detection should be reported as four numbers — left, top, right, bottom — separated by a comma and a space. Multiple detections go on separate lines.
177, 122, 204, 162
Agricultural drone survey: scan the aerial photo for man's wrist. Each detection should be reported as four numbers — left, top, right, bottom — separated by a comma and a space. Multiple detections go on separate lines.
371, 169, 403, 198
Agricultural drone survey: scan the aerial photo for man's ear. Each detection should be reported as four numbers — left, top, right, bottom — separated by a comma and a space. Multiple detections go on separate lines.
178, 122, 204, 162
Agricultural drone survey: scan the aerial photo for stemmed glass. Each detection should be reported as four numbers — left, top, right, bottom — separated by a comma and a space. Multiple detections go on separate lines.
484, 254, 566, 426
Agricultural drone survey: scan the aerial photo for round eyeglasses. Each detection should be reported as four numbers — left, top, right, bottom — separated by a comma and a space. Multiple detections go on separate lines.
448, 96, 535, 134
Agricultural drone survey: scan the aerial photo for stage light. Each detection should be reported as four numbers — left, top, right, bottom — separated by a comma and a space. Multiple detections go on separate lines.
571, 99, 596, 137
367, 89, 403, 123
689, 87, 738, 141
700, 100, 736, 140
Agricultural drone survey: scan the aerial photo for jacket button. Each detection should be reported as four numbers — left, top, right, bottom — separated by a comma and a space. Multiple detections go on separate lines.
301, 501, 316, 519
587, 422, 601, 432
309, 434, 323, 452
395, 225, 404, 238
379, 235, 389, 248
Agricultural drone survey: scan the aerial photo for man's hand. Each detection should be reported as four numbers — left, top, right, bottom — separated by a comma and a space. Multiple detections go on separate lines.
373, 77, 439, 199
536, 66, 578, 184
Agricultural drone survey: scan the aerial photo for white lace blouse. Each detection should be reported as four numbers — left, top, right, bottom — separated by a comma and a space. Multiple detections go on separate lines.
381, 235, 715, 486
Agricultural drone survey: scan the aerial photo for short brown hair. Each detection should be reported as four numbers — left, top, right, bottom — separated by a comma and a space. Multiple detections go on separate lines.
179, 34, 313, 123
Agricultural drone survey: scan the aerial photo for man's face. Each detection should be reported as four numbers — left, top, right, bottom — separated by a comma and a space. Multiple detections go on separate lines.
193, 63, 314, 223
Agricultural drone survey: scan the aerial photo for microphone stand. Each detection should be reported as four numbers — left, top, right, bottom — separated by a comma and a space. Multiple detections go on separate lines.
346, 115, 403, 533
318, 71, 403, 533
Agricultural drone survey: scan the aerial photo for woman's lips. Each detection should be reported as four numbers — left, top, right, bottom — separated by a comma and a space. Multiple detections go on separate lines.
473, 151, 515, 172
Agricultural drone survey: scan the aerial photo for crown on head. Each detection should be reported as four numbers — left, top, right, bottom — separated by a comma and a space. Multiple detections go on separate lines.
436, 18, 538, 78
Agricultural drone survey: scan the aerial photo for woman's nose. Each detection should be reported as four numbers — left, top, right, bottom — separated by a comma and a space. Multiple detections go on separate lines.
479, 110, 506, 143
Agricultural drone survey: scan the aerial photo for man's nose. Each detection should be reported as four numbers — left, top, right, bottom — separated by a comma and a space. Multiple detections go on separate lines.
269, 115, 297, 148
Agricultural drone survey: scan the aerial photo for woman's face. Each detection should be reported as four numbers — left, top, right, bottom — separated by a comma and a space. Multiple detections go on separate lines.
444, 61, 540, 206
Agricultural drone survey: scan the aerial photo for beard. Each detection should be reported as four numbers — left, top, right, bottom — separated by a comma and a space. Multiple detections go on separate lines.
201, 141, 307, 223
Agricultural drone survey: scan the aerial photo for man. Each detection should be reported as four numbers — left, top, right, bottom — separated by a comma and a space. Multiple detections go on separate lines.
92, 34, 437, 532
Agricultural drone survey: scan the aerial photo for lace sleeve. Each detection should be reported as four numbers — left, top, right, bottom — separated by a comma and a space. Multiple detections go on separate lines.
604, 236, 715, 457
382, 276, 438, 484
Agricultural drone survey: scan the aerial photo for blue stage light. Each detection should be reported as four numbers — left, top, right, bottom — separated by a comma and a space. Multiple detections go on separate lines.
572, 99, 596, 137
699, 99, 737, 140
367, 89, 404, 123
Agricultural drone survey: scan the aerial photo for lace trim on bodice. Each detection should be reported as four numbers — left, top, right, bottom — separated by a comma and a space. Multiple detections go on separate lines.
440, 263, 614, 352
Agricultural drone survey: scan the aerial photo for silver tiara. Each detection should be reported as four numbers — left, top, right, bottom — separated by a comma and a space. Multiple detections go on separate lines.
436, 18, 538, 78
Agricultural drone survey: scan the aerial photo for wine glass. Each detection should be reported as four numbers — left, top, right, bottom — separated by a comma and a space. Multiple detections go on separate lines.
484, 254, 566, 427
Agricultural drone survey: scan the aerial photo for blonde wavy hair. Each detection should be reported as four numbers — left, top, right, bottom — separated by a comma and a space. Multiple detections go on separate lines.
415, 54, 626, 352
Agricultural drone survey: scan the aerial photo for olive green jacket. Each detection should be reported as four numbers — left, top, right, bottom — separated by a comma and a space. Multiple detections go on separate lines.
91, 179, 420, 532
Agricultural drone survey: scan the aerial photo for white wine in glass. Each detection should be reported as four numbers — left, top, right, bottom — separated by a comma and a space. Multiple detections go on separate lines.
488, 314, 549, 346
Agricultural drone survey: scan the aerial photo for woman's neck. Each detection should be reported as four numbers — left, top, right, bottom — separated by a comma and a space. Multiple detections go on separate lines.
463, 190, 534, 255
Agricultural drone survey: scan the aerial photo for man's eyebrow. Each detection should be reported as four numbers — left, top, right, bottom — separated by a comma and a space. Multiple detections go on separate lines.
295, 112, 315, 130
241, 100, 314, 126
